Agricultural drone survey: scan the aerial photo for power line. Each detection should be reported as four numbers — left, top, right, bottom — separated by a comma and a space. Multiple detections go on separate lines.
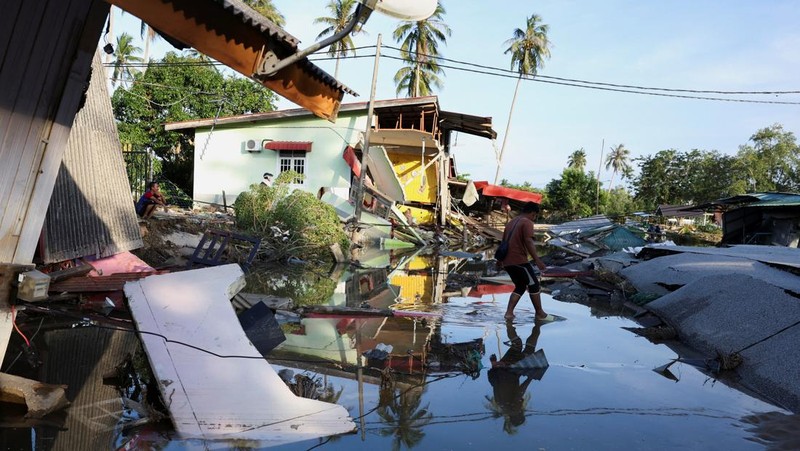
382, 45, 800, 96
380, 53, 800, 105
103, 45, 800, 105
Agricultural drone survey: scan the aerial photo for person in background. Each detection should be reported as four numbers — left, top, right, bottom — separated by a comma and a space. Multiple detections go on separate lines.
135, 181, 167, 219
261, 172, 274, 187
496, 201, 553, 322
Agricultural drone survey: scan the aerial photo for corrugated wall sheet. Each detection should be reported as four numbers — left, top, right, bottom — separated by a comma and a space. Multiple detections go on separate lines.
42, 53, 143, 263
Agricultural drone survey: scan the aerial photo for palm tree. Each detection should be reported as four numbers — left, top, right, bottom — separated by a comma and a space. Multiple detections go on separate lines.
242, 0, 285, 26
392, 4, 451, 97
377, 388, 433, 451
314, 0, 366, 78
568, 148, 587, 170
494, 14, 552, 184
112, 33, 143, 87
605, 143, 632, 190
140, 22, 159, 63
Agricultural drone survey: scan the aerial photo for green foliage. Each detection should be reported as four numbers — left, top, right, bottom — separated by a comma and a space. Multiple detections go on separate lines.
544, 168, 603, 221
233, 174, 350, 263
603, 187, 639, 219
393, 4, 451, 97
112, 52, 277, 195
504, 14, 552, 76
605, 143, 632, 189
241, 0, 285, 26
314, 0, 365, 78
112, 33, 143, 86
733, 124, 800, 192
567, 148, 587, 170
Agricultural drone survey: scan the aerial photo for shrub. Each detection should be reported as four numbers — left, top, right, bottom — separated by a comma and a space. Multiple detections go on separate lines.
233, 172, 349, 263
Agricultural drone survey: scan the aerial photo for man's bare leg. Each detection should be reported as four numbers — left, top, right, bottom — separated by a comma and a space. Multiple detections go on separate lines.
505, 292, 522, 319
144, 204, 156, 219
529, 292, 548, 320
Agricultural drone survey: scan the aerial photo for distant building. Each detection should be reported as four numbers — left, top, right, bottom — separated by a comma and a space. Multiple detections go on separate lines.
696, 192, 800, 247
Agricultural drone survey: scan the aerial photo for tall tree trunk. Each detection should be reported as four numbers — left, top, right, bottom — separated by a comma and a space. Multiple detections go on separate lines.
494, 75, 522, 185
143, 25, 151, 63
414, 60, 421, 97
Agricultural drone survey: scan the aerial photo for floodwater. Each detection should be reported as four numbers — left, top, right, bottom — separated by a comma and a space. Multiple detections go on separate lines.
2, 249, 797, 450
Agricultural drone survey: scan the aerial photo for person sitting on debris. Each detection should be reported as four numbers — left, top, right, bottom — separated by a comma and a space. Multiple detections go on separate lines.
488, 322, 546, 433
496, 202, 551, 321
135, 181, 167, 219
261, 172, 274, 187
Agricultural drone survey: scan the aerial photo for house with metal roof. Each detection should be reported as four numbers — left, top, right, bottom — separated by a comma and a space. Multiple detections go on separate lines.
697, 192, 800, 246
166, 96, 496, 226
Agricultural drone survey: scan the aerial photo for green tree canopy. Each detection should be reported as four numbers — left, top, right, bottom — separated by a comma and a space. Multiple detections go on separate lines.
393, 4, 451, 97
314, 0, 366, 78
495, 13, 551, 184
241, 0, 285, 26
567, 148, 587, 171
545, 168, 603, 221
605, 143, 632, 190
112, 33, 143, 87
733, 124, 799, 193
112, 52, 277, 194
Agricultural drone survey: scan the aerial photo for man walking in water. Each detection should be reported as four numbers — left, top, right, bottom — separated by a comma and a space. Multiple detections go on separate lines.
496, 202, 553, 322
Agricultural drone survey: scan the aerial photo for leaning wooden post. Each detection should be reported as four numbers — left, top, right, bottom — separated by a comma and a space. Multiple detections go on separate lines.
353, 34, 382, 223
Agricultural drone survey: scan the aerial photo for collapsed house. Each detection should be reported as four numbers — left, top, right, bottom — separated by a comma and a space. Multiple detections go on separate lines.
546, 215, 647, 258
165, 96, 497, 238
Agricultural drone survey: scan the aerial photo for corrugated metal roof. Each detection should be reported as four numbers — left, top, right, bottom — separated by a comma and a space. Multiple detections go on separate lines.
41, 53, 143, 263
549, 215, 614, 236
695, 192, 800, 209
213, 0, 356, 96
656, 204, 706, 218
745, 192, 800, 207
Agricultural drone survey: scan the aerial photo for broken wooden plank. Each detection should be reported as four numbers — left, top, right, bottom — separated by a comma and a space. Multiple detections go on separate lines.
0, 373, 70, 418
124, 264, 355, 444
45, 264, 92, 283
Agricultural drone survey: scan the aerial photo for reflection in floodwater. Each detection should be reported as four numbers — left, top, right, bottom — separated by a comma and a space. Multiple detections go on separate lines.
2, 247, 795, 450
485, 322, 547, 434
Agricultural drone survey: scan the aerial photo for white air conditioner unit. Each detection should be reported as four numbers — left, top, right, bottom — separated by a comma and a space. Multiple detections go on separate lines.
245, 139, 260, 153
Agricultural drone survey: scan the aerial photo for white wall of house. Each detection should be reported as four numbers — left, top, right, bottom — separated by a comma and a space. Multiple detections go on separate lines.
193, 112, 367, 205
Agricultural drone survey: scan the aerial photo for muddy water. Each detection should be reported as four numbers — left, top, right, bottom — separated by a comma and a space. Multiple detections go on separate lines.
3, 251, 795, 450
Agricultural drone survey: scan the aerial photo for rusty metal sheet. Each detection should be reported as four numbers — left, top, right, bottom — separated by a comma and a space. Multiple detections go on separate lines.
106, 0, 353, 121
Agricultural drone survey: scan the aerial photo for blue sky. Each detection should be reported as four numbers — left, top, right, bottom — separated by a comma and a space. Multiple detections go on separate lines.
117, 1, 800, 189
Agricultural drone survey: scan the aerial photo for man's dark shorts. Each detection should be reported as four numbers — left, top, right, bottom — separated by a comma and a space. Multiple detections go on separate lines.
504, 261, 541, 295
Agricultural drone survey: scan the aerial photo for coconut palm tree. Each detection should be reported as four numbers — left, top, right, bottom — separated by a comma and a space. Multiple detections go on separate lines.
605, 143, 632, 190
377, 388, 433, 451
242, 0, 285, 26
494, 14, 552, 184
112, 33, 143, 87
568, 148, 587, 170
140, 23, 159, 63
313, 0, 366, 78
392, 4, 451, 97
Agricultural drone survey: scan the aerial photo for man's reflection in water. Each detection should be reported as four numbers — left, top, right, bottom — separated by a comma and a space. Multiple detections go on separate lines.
486, 322, 547, 433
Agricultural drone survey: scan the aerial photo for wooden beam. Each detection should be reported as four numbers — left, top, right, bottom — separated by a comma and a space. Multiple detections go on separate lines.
106, 0, 345, 121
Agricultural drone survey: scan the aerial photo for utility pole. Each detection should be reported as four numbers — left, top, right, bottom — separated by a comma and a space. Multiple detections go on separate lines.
595, 138, 604, 214
353, 34, 382, 223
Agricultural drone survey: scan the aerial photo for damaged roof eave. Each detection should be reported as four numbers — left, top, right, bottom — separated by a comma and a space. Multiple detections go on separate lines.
106, 0, 356, 122
368, 129, 439, 149
440, 110, 497, 140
